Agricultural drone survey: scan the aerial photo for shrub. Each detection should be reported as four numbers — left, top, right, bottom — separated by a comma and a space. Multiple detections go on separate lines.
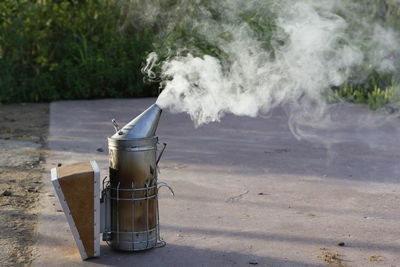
0, 0, 158, 103
1, 0, 400, 109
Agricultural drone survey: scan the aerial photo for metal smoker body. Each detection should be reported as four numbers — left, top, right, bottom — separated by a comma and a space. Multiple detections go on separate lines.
102, 104, 169, 251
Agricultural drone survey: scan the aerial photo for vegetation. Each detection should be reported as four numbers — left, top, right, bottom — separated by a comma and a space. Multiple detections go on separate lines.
332, 0, 400, 110
0, 0, 158, 103
0, 0, 399, 110
331, 77, 399, 110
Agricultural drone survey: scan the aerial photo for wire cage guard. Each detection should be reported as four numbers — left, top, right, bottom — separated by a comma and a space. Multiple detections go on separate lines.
101, 178, 171, 251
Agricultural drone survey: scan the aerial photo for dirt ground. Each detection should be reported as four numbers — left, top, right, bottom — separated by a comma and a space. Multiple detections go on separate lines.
0, 103, 49, 266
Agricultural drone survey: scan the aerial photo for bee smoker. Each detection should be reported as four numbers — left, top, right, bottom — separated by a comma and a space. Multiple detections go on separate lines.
101, 103, 173, 251
51, 103, 172, 260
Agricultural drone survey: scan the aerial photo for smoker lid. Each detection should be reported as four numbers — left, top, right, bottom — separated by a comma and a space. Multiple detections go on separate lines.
111, 103, 162, 139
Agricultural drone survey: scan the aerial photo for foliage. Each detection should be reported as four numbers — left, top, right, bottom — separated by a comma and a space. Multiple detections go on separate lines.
0, 0, 158, 103
146, 0, 400, 110
332, 0, 400, 109
331, 75, 399, 110
1, 0, 400, 108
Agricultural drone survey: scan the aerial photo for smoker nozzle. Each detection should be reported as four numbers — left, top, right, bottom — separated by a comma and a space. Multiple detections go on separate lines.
111, 104, 162, 139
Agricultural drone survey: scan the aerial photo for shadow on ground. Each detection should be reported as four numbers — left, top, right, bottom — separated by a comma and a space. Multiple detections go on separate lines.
86, 243, 321, 267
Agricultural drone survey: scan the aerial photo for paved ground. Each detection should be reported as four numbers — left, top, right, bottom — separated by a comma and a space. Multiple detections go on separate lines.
35, 98, 400, 266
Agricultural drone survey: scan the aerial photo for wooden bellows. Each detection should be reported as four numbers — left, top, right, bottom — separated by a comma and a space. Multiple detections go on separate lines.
51, 161, 100, 260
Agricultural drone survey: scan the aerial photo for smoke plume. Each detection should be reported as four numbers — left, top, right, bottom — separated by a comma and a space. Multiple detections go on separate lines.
140, 0, 400, 141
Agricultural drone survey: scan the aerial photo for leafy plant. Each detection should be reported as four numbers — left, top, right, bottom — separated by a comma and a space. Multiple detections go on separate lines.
0, 0, 158, 103
1, 0, 400, 109
332, 76, 399, 110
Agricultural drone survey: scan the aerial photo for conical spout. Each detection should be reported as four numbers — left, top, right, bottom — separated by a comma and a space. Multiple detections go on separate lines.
112, 104, 162, 139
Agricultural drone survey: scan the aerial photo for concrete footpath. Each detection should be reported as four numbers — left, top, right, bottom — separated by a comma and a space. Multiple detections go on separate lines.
35, 98, 400, 266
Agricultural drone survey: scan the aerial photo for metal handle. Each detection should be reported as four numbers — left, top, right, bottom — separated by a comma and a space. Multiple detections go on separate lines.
156, 143, 167, 165
157, 181, 175, 196
112, 119, 123, 135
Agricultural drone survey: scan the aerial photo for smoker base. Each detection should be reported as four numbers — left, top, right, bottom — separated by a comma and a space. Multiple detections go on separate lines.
101, 180, 171, 252
106, 226, 165, 251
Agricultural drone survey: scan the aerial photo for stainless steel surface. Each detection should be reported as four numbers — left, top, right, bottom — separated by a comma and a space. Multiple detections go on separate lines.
108, 137, 159, 251
111, 104, 162, 139
106, 103, 165, 251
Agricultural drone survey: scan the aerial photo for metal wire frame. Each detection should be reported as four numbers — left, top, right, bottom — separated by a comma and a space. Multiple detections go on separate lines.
102, 180, 165, 251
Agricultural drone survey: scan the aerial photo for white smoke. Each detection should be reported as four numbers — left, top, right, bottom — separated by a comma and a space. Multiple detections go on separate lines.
141, 0, 400, 136
372, 25, 399, 73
